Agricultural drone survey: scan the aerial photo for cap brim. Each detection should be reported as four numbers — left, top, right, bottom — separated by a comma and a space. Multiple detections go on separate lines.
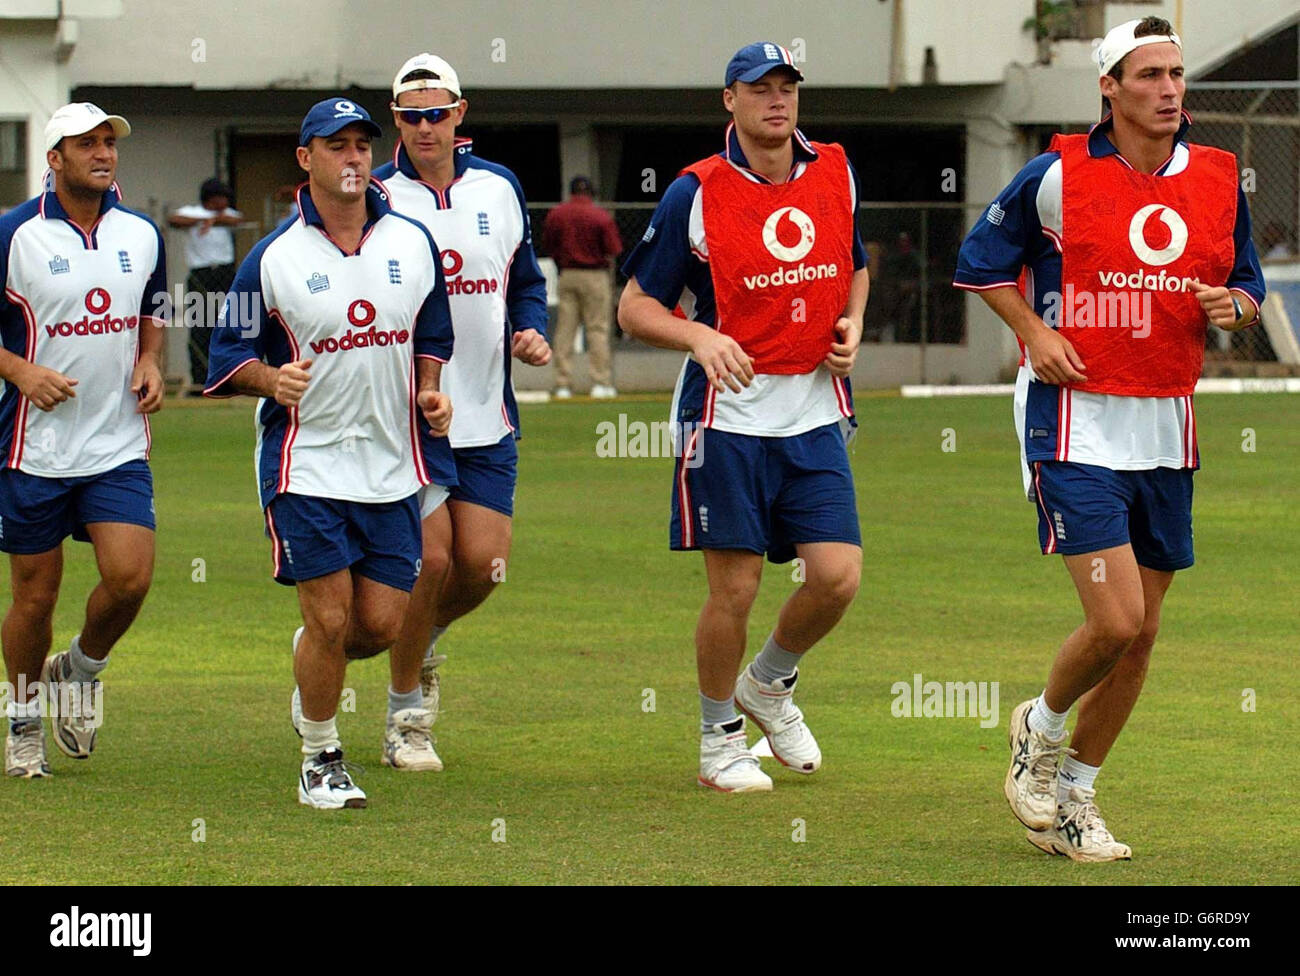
47, 115, 131, 151
302, 118, 383, 145
733, 64, 804, 84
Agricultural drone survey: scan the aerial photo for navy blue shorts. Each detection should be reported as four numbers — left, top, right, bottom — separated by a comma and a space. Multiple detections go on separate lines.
0, 459, 155, 554
264, 492, 422, 591
448, 434, 517, 517
1031, 461, 1194, 571
671, 422, 861, 564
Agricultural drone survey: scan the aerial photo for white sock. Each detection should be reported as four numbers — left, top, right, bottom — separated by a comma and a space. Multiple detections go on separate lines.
66, 634, 108, 684
426, 625, 448, 659
300, 716, 340, 758
1059, 756, 1099, 801
1027, 692, 1068, 738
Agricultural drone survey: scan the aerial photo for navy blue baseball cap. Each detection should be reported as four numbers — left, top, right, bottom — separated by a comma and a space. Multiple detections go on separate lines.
725, 42, 805, 85
299, 98, 382, 146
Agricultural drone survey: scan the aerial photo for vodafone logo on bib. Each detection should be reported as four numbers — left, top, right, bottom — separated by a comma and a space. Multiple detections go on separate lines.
1128, 205, 1188, 266
762, 207, 816, 262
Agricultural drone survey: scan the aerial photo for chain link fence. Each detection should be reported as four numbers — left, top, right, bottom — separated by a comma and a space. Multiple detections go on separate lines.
1185, 81, 1300, 371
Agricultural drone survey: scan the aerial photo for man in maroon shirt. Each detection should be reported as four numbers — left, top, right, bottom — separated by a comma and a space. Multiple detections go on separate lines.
542, 176, 623, 398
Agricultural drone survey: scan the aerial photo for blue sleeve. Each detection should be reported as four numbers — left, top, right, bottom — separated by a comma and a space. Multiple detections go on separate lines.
620, 173, 699, 308
414, 228, 454, 362
141, 221, 169, 322
502, 172, 549, 339
954, 152, 1056, 289
847, 158, 867, 271
1227, 185, 1266, 314
204, 242, 271, 396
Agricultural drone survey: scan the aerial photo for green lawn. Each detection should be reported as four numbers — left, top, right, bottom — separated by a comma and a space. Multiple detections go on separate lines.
1, 392, 1296, 884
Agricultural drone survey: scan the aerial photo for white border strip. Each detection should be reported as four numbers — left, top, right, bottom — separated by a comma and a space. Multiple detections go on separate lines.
901, 378, 1300, 397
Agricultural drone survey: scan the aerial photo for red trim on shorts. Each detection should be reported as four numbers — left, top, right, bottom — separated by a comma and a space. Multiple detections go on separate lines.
265, 505, 283, 579
677, 427, 700, 548
1033, 461, 1057, 554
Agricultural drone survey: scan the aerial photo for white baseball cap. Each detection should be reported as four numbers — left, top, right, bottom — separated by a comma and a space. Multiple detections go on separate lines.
45, 102, 131, 152
1093, 19, 1182, 77
392, 53, 461, 99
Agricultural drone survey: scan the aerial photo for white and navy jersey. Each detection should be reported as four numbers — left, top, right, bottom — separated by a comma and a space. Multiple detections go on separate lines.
374, 139, 548, 448
0, 185, 167, 477
954, 114, 1266, 494
205, 180, 455, 509
622, 124, 867, 438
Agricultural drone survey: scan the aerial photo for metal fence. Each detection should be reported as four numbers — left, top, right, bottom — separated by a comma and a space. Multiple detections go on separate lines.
530, 202, 984, 348
1185, 81, 1300, 368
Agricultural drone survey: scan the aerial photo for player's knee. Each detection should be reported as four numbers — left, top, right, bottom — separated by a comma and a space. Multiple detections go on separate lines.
308, 606, 350, 648
102, 563, 153, 607
710, 576, 760, 616
805, 558, 861, 610
421, 541, 452, 585
11, 584, 58, 621
1088, 611, 1144, 657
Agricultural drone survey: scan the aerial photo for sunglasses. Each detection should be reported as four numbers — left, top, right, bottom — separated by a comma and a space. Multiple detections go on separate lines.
393, 102, 462, 126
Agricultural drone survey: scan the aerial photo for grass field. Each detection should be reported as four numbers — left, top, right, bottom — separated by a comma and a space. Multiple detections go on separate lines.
1, 391, 1296, 885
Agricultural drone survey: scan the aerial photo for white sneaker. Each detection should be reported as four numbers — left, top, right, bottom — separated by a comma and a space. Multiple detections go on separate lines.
43, 651, 99, 759
1005, 698, 1072, 830
698, 716, 772, 793
290, 626, 304, 737
298, 747, 366, 809
5, 721, 51, 778
419, 653, 447, 718
553, 387, 572, 400
734, 666, 821, 773
382, 707, 443, 772
590, 384, 618, 399
1027, 786, 1133, 862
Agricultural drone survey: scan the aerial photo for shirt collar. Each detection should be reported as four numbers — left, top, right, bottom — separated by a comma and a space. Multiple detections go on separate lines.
1087, 110, 1192, 162
723, 121, 818, 178
40, 183, 120, 221
395, 137, 474, 182
295, 178, 391, 231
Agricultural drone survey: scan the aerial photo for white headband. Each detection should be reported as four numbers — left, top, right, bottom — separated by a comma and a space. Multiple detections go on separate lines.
1093, 21, 1182, 77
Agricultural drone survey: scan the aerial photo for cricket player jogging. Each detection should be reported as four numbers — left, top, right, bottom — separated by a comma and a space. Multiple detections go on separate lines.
619, 43, 868, 793
373, 54, 550, 771
954, 19, 1265, 860
205, 99, 455, 809
0, 103, 166, 778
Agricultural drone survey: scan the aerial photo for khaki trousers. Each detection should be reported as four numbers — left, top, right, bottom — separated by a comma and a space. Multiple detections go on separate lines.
553, 268, 613, 387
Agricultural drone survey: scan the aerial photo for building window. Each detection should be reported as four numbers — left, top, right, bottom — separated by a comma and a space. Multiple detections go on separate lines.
0, 121, 27, 211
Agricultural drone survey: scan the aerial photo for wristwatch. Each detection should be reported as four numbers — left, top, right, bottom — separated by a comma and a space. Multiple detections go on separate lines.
1231, 295, 1243, 321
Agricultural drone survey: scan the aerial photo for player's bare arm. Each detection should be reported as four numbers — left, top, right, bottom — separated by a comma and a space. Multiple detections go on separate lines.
618, 275, 754, 393
131, 317, 166, 414
511, 328, 551, 366
415, 357, 452, 436
228, 358, 313, 405
1192, 281, 1257, 331
0, 347, 78, 411
978, 284, 1088, 385
826, 266, 870, 376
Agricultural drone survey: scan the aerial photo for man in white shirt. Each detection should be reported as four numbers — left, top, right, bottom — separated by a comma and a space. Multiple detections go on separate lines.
0, 102, 167, 778
169, 179, 242, 391
205, 98, 456, 809
374, 54, 551, 772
